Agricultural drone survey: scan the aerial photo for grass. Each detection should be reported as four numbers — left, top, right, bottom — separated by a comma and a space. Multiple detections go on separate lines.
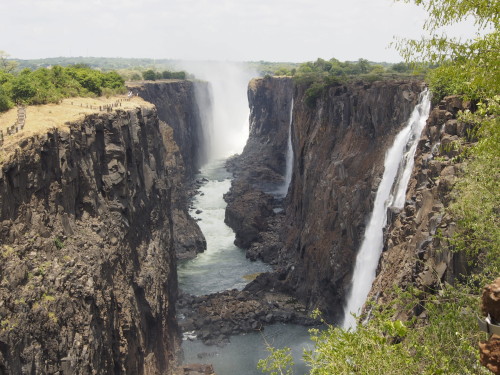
0, 94, 153, 158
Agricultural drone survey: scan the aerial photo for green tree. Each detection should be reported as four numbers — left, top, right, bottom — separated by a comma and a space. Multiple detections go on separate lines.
0, 51, 18, 73
393, 0, 499, 100
391, 62, 410, 73
102, 71, 125, 89
171, 71, 186, 79
0, 85, 12, 111
11, 70, 37, 103
356, 58, 370, 74
142, 69, 156, 81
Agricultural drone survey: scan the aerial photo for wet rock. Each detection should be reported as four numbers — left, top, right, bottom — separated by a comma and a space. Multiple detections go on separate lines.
368, 95, 474, 319
176, 363, 216, 375
176, 289, 320, 346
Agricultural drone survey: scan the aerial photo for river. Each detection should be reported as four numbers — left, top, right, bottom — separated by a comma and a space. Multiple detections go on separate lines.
178, 159, 313, 375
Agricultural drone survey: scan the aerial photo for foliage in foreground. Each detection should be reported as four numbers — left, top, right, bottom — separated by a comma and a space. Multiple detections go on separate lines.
394, 0, 499, 102
259, 280, 494, 374
450, 97, 500, 277
258, 94, 499, 375
0, 64, 126, 112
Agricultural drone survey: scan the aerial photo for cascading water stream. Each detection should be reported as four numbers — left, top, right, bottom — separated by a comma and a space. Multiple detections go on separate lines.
271, 97, 294, 198
343, 89, 431, 329
282, 98, 294, 196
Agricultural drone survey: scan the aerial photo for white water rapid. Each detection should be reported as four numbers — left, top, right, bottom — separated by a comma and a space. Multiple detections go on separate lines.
177, 160, 272, 296
343, 89, 431, 329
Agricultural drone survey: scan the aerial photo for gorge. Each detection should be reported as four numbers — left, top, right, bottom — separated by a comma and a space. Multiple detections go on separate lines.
0, 69, 469, 374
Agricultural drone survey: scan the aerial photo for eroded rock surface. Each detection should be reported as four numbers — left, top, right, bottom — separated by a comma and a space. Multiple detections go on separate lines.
224, 76, 293, 256
131, 81, 207, 260
225, 78, 425, 322
177, 288, 319, 347
281, 80, 424, 321
0, 107, 181, 374
368, 96, 475, 312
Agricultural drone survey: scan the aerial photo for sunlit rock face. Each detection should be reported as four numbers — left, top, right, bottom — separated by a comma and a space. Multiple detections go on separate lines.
283, 80, 423, 322
230, 77, 424, 322
0, 107, 181, 374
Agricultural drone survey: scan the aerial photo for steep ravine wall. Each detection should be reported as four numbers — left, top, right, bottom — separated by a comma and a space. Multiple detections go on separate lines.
236, 77, 425, 322
282, 80, 425, 321
130, 80, 209, 179
225, 77, 294, 255
131, 81, 207, 260
0, 107, 183, 374
368, 95, 473, 311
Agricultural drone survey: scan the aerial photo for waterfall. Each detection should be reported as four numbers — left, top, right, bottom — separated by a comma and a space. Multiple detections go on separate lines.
342, 89, 431, 329
180, 61, 256, 160
276, 98, 294, 197
283, 98, 294, 193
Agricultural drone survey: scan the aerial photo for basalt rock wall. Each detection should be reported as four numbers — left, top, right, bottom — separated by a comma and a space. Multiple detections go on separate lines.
233, 77, 425, 322
0, 108, 181, 374
282, 80, 424, 321
131, 81, 209, 179
368, 95, 474, 310
225, 77, 293, 253
131, 81, 207, 259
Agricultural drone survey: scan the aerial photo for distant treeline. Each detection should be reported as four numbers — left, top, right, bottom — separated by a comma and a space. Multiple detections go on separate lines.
0, 64, 126, 112
273, 58, 420, 107
141, 69, 187, 81
14, 57, 180, 72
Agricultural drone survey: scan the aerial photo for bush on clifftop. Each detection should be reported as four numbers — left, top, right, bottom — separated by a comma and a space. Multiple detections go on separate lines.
0, 64, 126, 110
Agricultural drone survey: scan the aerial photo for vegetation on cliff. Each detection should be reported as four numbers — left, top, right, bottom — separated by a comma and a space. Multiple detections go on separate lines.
141, 69, 187, 80
274, 58, 417, 107
0, 62, 126, 111
259, 1, 499, 374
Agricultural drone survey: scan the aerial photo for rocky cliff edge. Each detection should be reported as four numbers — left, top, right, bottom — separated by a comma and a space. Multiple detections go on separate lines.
0, 105, 182, 374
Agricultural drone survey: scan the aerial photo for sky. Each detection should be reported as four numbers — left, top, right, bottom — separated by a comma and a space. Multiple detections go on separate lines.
0, 0, 481, 63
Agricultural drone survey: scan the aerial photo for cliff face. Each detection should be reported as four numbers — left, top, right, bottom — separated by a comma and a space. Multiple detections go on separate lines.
282, 80, 424, 321
224, 77, 293, 254
233, 77, 425, 321
131, 81, 207, 260
131, 81, 209, 179
0, 108, 180, 374
240, 76, 294, 187
368, 95, 473, 309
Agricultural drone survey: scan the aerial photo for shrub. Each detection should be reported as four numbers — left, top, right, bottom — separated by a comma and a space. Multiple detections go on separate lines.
0, 85, 12, 111
142, 69, 156, 81
304, 82, 326, 108
0, 65, 127, 111
11, 73, 37, 103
